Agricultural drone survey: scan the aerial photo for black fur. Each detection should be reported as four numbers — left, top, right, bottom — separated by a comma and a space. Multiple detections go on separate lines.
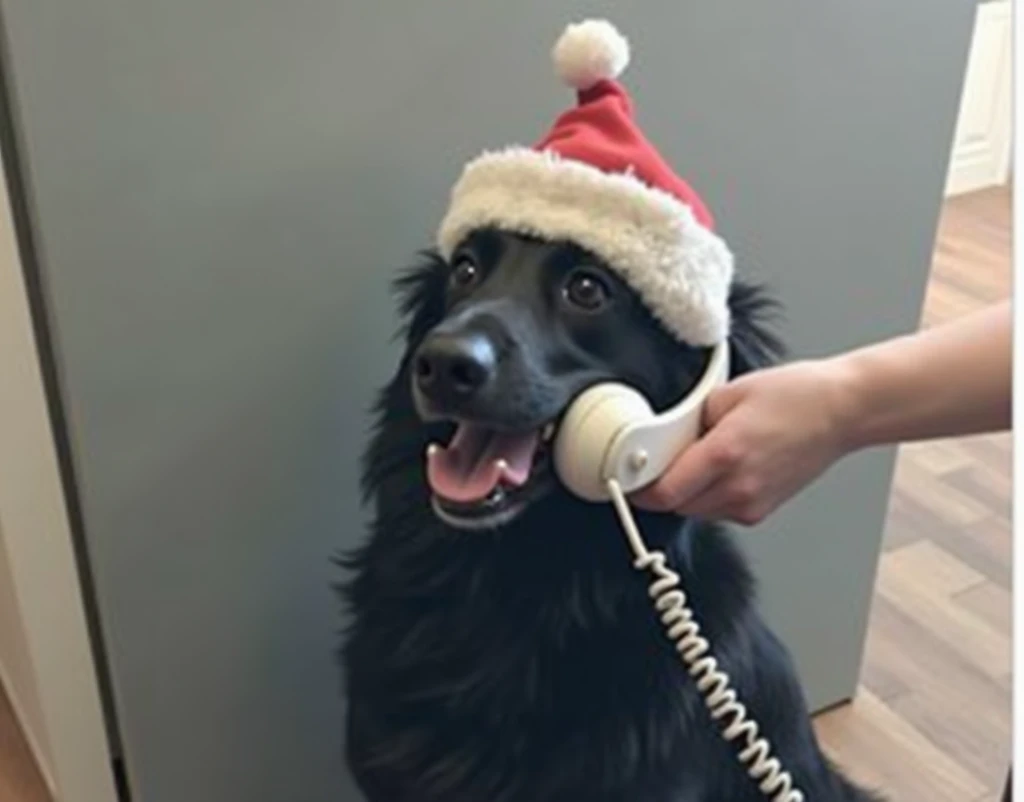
338, 232, 882, 801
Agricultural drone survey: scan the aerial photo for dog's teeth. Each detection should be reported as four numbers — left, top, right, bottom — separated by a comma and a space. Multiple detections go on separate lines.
427, 443, 440, 459
542, 423, 555, 442
495, 459, 509, 472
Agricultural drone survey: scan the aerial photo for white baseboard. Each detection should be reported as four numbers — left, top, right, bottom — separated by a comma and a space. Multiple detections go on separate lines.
0, 663, 58, 798
948, 139, 1012, 197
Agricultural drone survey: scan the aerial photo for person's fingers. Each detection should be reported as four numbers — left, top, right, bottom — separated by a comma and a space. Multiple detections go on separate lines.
631, 378, 753, 512
631, 430, 738, 512
668, 473, 733, 518
675, 473, 771, 525
687, 495, 771, 526
702, 376, 747, 428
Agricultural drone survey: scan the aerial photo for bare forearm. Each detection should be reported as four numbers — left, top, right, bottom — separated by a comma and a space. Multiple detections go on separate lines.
832, 300, 1011, 451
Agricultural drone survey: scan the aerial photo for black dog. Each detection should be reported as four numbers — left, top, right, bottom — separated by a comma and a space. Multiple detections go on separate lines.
339, 228, 881, 802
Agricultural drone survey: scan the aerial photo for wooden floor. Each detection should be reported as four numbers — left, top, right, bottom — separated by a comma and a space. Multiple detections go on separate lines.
0, 683, 49, 802
814, 184, 1013, 802
0, 186, 1013, 801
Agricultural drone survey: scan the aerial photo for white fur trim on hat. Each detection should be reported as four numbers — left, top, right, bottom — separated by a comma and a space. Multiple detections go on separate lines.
436, 148, 733, 345
552, 20, 631, 91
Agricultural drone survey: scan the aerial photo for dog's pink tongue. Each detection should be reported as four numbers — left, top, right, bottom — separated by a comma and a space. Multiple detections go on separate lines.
427, 424, 539, 503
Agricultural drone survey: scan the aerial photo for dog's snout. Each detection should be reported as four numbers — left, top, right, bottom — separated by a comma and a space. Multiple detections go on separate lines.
414, 331, 497, 403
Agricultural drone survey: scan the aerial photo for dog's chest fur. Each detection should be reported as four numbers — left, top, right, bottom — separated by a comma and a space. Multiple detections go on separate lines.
341, 472, 774, 802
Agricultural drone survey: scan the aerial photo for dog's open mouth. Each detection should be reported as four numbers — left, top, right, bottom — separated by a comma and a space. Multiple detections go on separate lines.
426, 421, 557, 530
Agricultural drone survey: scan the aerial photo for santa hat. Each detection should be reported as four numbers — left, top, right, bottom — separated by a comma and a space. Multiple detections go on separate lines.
436, 19, 734, 346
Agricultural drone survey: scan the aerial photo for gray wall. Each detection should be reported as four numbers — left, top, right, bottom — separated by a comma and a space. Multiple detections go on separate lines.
0, 2, 973, 801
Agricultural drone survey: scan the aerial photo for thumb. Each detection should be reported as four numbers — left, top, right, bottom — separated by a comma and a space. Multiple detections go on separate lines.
701, 375, 748, 430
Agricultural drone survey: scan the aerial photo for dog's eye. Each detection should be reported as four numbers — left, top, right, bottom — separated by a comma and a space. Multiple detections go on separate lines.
449, 257, 480, 290
563, 270, 610, 312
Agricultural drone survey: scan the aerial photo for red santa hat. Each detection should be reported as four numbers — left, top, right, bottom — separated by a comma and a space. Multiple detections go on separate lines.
437, 19, 734, 346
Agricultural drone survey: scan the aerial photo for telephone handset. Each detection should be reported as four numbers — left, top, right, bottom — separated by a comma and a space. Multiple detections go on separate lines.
554, 340, 729, 501
553, 342, 805, 802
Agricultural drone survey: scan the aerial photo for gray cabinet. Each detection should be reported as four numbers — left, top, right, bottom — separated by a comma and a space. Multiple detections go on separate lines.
0, 2, 973, 801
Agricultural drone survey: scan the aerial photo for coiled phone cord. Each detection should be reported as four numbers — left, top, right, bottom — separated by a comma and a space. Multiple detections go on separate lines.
606, 478, 805, 802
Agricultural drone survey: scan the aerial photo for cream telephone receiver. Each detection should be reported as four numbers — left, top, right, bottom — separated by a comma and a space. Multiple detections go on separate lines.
553, 341, 805, 802
553, 339, 730, 501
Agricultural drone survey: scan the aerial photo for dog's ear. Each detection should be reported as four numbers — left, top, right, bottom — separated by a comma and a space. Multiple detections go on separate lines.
726, 277, 786, 377
359, 250, 449, 505
392, 249, 449, 349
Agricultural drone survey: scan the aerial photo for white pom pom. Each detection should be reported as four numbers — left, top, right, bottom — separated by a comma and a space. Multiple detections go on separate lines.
552, 19, 630, 91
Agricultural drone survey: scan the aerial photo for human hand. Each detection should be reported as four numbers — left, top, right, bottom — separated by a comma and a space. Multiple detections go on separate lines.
631, 359, 857, 525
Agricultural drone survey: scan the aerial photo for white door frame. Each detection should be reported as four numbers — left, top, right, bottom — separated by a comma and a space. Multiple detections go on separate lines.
945, 0, 1012, 196
0, 148, 118, 801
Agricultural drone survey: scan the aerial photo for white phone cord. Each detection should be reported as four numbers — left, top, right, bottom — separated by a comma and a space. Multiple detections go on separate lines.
606, 478, 805, 802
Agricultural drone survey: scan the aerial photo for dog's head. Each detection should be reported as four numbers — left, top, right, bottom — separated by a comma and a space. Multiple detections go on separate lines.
365, 227, 782, 531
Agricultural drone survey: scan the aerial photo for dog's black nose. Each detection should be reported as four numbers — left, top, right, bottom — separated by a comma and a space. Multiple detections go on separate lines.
414, 331, 497, 402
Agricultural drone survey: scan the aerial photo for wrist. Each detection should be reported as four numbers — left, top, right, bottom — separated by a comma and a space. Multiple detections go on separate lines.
818, 352, 872, 455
